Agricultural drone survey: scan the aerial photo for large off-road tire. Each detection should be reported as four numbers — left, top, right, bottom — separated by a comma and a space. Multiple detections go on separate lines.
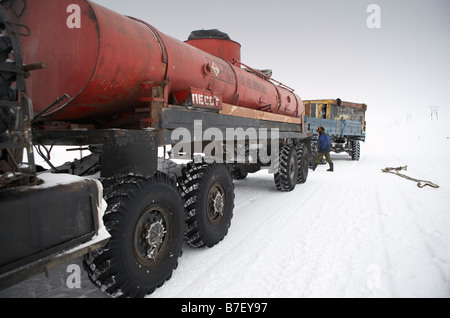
179, 163, 235, 248
274, 144, 298, 192
0, 36, 17, 104
296, 143, 309, 184
309, 139, 319, 168
231, 166, 248, 180
0, 35, 16, 137
351, 140, 361, 161
83, 173, 185, 298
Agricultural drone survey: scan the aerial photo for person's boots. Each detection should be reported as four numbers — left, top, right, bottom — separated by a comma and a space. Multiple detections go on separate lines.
312, 163, 318, 171
327, 162, 334, 172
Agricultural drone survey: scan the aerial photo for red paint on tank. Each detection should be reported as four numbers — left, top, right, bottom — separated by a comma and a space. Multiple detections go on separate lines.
5, 0, 303, 122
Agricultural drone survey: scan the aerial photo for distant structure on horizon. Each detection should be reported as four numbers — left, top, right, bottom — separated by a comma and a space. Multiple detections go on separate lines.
430, 106, 439, 121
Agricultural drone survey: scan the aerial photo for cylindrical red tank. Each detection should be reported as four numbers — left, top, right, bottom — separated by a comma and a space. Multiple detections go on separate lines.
4, 0, 303, 122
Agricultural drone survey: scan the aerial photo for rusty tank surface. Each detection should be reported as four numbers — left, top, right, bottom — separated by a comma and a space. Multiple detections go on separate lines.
5, 0, 303, 123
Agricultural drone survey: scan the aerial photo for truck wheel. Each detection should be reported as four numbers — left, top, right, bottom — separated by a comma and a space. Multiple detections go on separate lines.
83, 173, 185, 298
296, 144, 309, 184
309, 140, 318, 168
179, 163, 235, 248
274, 144, 298, 191
351, 140, 360, 161
231, 166, 248, 180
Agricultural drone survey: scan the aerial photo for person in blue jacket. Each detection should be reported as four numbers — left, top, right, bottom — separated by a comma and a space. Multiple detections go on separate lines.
312, 126, 334, 172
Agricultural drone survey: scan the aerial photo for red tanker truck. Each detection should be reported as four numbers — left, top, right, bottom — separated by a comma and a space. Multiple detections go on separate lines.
0, 0, 311, 297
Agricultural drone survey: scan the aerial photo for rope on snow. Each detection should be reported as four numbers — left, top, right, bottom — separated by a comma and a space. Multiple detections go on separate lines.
381, 165, 440, 189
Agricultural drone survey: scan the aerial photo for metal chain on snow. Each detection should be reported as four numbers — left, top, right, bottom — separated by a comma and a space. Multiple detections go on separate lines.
381, 166, 440, 189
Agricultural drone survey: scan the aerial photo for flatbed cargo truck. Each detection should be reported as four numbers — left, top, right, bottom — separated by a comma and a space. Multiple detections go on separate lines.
303, 99, 367, 161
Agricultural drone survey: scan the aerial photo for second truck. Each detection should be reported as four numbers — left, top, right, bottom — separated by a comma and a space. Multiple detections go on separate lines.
303, 99, 367, 162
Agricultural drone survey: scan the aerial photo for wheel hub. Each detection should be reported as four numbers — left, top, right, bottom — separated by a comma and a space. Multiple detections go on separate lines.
207, 182, 226, 225
134, 204, 170, 265
212, 192, 224, 215
145, 220, 166, 260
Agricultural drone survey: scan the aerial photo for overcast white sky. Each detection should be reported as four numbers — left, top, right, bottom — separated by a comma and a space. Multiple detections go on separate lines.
92, 0, 450, 126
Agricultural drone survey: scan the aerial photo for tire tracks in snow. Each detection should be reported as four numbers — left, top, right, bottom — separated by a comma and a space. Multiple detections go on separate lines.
290, 154, 395, 297
156, 151, 399, 297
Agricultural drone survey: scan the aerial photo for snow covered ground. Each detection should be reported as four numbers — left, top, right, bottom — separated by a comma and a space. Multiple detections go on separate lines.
1, 117, 449, 298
